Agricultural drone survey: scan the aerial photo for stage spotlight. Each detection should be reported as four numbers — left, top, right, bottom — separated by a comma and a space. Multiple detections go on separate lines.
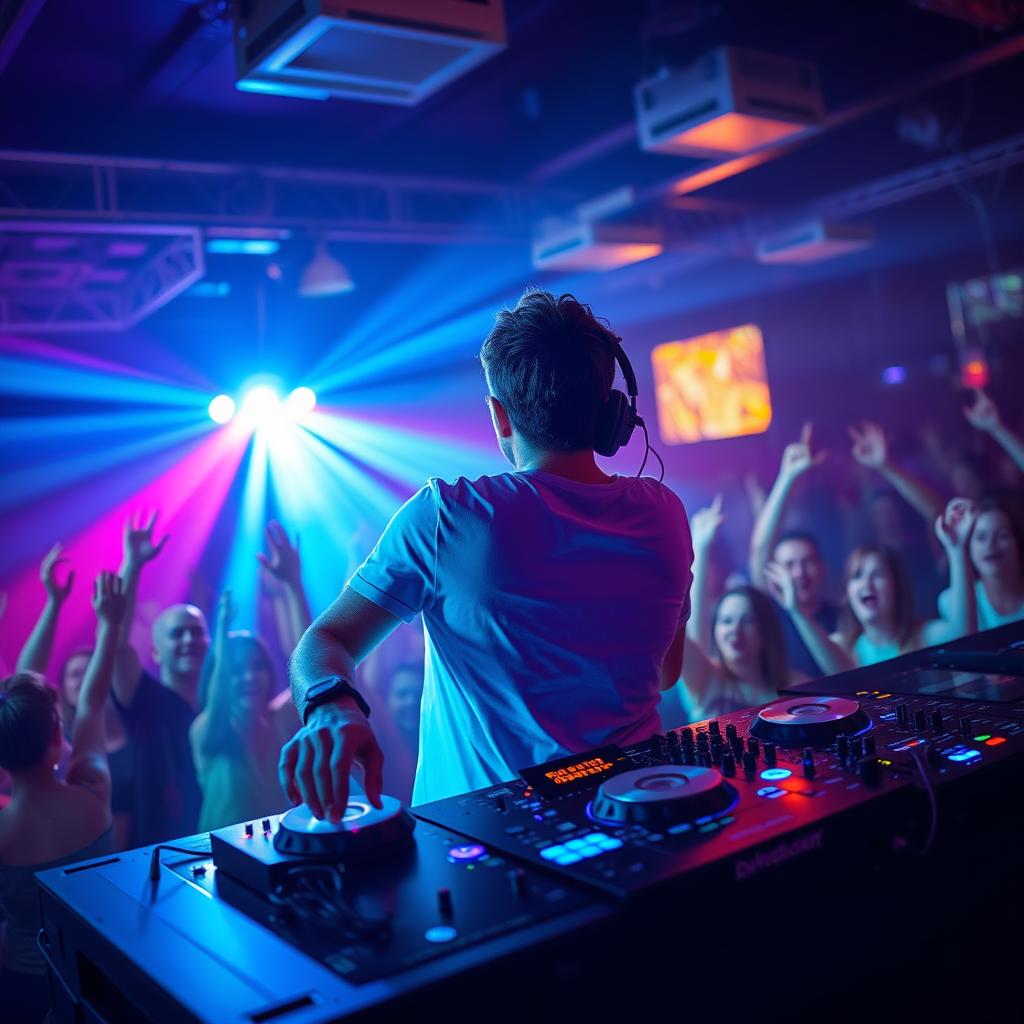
240, 384, 283, 425
286, 386, 317, 417
208, 394, 236, 424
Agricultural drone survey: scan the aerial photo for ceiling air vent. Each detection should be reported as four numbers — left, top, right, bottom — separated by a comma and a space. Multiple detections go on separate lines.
756, 219, 874, 264
234, 0, 506, 105
635, 46, 824, 157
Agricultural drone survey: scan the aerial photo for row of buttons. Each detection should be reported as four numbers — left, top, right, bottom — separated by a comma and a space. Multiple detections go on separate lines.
540, 832, 624, 865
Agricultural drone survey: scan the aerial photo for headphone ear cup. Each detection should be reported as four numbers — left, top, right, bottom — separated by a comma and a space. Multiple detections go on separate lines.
594, 390, 631, 457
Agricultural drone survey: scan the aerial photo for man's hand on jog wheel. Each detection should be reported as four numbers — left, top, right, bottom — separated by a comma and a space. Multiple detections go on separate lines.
278, 699, 385, 822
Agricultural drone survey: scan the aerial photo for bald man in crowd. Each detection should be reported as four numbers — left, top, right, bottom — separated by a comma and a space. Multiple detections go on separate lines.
110, 514, 206, 846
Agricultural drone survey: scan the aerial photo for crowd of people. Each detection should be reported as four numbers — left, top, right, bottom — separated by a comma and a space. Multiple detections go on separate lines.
2, 376, 1023, 1017
662, 391, 1024, 727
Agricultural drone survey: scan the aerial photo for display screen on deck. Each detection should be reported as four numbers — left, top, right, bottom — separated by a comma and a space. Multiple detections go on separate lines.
897, 668, 1024, 704
519, 745, 634, 798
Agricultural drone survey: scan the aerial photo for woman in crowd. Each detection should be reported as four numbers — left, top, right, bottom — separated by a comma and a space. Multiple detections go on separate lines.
955, 391, 1024, 628
191, 523, 307, 831
765, 498, 978, 672
16, 543, 136, 851
0, 573, 125, 1023
940, 498, 1024, 631
191, 590, 298, 832
662, 496, 794, 728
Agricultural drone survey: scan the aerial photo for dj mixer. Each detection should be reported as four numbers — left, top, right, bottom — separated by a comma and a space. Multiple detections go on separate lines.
34, 626, 1024, 1023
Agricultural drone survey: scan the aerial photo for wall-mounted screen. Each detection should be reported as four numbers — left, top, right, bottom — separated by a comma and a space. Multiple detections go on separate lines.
651, 323, 772, 445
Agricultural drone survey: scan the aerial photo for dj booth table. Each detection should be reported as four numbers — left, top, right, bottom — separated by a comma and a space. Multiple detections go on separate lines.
35, 624, 1024, 1023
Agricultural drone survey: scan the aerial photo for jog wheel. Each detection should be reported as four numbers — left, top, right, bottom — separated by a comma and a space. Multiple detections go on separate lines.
273, 795, 415, 860
749, 696, 870, 748
589, 765, 737, 828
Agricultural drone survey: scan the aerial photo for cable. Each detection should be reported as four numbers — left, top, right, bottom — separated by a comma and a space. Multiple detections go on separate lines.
268, 863, 392, 940
637, 418, 665, 481
905, 746, 939, 857
148, 844, 212, 880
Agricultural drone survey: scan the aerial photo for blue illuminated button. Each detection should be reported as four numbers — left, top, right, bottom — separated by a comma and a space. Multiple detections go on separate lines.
761, 768, 792, 780
425, 926, 458, 944
595, 836, 622, 850
949, 750, 982, 763
540, 845, 566, 860
448, 843, 488, 863
555, 853, 582, 865
667, 823, 692, 834
579, 845, 603, 858
565, 838, 591, 851
757, 786, 779, 797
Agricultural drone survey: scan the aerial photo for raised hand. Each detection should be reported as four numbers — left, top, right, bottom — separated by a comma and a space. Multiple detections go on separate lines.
849, 422, 889, 470
935, 497, 978, 552
123, 511, 169, 567
690, 494, 724, 551
257, 520, 302, 588
41, 542, 74, 604
780, 422, 826, 482
964, 390, 1000, 434
92, 572, 126, 627
763, 560, 798, 611
215, 589, 236, 642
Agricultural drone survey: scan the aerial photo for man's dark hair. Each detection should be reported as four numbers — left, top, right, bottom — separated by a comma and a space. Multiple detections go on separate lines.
774, 531, 823, 558
479, 290, 618, 452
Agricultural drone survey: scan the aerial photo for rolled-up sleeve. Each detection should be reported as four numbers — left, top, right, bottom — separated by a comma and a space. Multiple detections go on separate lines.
347, 483, 439, 623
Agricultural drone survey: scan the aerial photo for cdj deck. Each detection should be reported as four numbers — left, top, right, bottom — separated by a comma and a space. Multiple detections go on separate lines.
34, 625, 1024, 1023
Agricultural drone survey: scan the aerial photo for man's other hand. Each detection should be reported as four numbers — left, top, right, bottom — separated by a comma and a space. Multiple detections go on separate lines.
278, 700, 384, 821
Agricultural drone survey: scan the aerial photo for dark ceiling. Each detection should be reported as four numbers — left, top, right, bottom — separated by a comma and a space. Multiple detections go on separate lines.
3, 0, 1022, 187
2, 0, 1024, 349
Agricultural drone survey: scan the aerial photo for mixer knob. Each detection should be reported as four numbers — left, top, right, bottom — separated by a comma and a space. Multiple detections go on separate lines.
863, 735, 876, 756
763, 742, 778, 766
930, 709, 943, 731
959, 716, 972, 737
836, 734, 849, 759
725, 723, 738, 740
896, 703, 910, 726
244, 823, 254, 838
747, 737, 759, 757
667, 730, 680, 747
849, 736, 863, 760
437, 888, 453, 917
679, 728, 693, 746
698, 751, 713, 768
802, 748, 815, 778
709, 720, 721, 737
730, 736, 744, 759
913, 709, 927, 733
697, 732, 710, 751
858, 757, 882, 788
683, 747, 697, 766
721, 752, 736, 776
742, 751, 757, 775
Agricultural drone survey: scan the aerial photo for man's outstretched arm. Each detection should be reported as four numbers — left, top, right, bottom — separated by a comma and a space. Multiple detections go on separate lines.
281, 587, 402, 822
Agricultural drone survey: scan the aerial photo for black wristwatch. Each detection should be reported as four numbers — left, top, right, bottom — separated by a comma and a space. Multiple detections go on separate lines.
301, 675, 371, 725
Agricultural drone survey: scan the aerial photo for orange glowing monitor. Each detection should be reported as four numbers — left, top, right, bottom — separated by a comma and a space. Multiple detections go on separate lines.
651, 324, 772, 444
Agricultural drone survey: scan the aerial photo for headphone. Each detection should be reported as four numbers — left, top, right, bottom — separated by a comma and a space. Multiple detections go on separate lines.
593, 337, 640, 458
592, 337, 664, 480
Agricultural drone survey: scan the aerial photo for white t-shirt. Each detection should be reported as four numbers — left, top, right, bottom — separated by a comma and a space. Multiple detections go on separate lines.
938, 580, 1024, 633
348, 471, 693, 805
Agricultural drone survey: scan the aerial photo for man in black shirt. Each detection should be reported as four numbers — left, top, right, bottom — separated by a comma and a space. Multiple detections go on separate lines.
111, 514, 206, 846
